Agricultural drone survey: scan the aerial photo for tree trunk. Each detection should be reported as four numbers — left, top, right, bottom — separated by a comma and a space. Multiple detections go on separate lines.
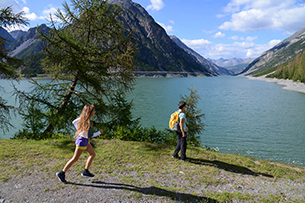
43, 72, 79, 134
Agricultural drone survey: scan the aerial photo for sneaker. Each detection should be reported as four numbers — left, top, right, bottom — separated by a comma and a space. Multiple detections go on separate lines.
56, 172, 67, 183
81, 170, 95, 177
172, 155, 179, 159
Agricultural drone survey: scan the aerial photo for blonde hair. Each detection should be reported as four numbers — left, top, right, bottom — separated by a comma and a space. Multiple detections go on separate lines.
75, 105, 95, 137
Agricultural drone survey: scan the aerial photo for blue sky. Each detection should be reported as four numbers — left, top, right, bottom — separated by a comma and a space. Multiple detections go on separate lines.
1, 0, 305, 59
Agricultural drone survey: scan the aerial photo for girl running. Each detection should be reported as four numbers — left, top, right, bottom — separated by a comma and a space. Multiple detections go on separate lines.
56, 104, 103, 183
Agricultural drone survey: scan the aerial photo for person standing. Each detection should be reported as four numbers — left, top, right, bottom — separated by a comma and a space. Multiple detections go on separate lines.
172, 101, 188, 161
56, 104, 103, 183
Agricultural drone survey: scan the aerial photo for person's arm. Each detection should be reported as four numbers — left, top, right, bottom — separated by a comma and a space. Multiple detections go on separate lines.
91, 130, 103, 138
72, 117, 80, 130
180, 118, 186, 137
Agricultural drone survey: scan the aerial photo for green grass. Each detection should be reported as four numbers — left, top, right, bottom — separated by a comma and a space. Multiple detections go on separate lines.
0, 138, 304, 202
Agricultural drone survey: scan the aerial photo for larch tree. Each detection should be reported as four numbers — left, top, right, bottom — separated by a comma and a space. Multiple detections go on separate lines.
15, 0, 137, 138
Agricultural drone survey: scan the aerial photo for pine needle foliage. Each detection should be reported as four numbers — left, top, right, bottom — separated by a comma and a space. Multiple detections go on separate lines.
14, 0, 137, 137
0, 6, 28, 133
180, 86, 205, 147
267, 51, 305, 83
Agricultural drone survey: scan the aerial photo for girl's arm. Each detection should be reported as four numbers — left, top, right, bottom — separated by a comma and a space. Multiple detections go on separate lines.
91, 130, 102, 138
72, 117, 80, 130
88, 128, 103, 138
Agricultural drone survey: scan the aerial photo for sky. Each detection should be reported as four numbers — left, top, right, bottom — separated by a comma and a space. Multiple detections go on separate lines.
1, 0, 305, 60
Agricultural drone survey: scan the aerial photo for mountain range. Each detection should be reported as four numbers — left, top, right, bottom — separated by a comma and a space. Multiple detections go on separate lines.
1, 0, 304, 79
207, 57, 253, 74
2, 0, 221, 77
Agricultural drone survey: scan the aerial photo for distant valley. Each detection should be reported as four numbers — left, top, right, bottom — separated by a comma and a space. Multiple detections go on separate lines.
207, 58, 254, 75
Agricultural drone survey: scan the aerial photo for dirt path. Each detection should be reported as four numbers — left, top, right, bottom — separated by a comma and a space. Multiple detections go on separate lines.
1, 167, 304, 202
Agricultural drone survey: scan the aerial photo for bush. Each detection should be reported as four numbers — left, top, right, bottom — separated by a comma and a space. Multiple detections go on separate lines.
180, 86, 205, 147
100, 125, 177, 146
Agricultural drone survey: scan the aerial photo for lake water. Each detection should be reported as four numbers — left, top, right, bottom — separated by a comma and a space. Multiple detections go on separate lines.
1, 76, 305, 166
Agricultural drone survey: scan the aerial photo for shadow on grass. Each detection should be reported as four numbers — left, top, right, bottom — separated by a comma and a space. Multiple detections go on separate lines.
143, 142, 173, 151
188, 158, 273, 178
68, 181, 217, 202
51, 139, 99, 152
51, 139, 75, 152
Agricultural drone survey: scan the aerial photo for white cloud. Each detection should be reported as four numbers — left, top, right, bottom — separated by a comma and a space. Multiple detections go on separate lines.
272, 5, 305, 31
182, 38, 212, 48
147, 0, 165, 11
245, 39, 281, 57
158, 22, 173, 33
233, 41, 255, 48
213, 31, 225, 38
230, 35, 258, 41
219, 9, 273, 32
216, 14, 226, 18
203, 29, 215, 34
268, 39, 281, 47
220, 0, 305, 33
169, 20, 175, 25
230, 35, 240, 40
22, 7, 38, 21
207, 43, 243, 58
41, 6, 60, 21
245, 36, 257, 41
181, 38, 213, 57
42, 6, 58, 16
182, 37, 281, 59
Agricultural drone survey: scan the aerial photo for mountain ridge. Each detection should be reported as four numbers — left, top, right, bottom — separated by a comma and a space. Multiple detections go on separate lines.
0, 27, 15, 48
170, 35, 234, 76
8, 24, 50, 59
5, 0, 219, 76
238, 26, 305, 76
109, 0, 215, 75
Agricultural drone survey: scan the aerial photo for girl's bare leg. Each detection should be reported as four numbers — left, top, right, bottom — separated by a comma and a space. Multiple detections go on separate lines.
63, 148, 83, 172
85, 143, 96, 170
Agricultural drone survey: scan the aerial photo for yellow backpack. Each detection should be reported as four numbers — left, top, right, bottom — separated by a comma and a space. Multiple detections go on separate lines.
169, 110, 180, 131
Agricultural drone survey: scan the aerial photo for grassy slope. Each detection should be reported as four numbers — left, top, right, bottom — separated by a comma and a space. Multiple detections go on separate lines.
0, 138, 304, 202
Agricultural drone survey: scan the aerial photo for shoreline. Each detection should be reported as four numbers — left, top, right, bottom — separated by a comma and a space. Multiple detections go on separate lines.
248, 76, 305, 94
18, 72, 208, 80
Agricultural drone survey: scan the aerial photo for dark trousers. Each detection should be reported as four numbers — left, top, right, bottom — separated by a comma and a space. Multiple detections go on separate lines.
173, 131, 187, 160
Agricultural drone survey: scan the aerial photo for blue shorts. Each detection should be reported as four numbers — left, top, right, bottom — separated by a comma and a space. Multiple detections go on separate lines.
75, 136, 88, 150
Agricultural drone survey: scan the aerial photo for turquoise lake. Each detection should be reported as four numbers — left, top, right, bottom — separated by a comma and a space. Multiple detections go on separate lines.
1, 76, 305, 166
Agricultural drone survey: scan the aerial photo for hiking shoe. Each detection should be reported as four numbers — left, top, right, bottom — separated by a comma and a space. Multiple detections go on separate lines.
81, 170, 95, 177
56, 172, 67, 183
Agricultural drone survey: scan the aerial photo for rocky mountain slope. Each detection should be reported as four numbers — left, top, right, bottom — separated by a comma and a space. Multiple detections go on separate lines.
170, 35, 234, 75
238, 26, 305, 76
108, 0, 214, 75
3, 0, 224, 76
8, 24, 50, 59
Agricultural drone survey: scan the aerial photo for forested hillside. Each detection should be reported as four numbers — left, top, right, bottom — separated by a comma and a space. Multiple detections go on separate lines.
267, 51, 305, 82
